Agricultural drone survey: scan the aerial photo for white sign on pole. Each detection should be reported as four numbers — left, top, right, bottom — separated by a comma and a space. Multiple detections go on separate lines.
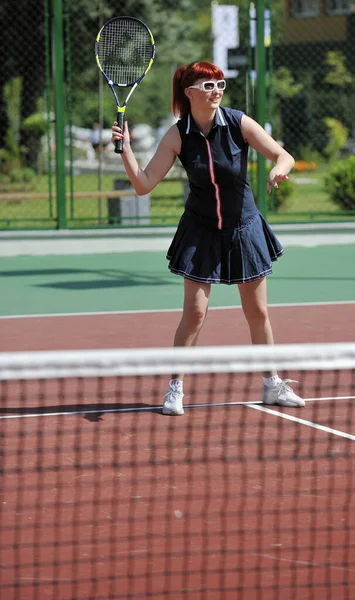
212, 3, 239, 78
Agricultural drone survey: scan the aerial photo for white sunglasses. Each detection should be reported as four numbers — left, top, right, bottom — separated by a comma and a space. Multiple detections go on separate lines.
188, 79, 226, 92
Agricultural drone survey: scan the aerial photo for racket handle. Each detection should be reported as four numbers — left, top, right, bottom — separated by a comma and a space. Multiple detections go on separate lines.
115, 112, 124, 154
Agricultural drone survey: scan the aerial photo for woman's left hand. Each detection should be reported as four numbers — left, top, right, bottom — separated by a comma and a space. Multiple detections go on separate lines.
267, 168, 290, 194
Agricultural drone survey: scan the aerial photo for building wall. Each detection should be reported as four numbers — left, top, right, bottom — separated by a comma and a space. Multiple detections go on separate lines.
281, 4, 348, 43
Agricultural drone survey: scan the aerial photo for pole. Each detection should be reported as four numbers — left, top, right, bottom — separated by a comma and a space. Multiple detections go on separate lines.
53, 0, 67, 229
98, 0, 105, 222
256, 0, 267, 218
266, 1, 274, 211
44, 0, 54, 220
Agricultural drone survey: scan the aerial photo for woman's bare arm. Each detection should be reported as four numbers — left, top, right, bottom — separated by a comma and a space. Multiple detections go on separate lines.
111, 122, 181, 195
241, 114, 295, 194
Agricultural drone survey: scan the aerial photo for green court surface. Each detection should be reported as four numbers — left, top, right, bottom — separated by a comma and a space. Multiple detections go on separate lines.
0, 244, 354, 317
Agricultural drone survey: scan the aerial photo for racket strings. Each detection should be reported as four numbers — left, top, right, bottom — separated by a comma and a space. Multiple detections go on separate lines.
98, 20, 153, 85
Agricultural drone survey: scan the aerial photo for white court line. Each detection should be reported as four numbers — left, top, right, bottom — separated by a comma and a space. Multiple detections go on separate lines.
250, 553, 355, 573
1, 396, 355, 421
0, 300, 354, 320
249, 404, 355, 441
304, 396, 355, 401
0, 222, 354, 237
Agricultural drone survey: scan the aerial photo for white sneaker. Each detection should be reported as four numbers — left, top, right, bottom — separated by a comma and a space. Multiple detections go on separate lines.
262, 379, 305, 407
162, 383, 184, 415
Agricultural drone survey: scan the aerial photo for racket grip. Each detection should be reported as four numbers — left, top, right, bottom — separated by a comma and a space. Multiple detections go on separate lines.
115, 112, 124, 154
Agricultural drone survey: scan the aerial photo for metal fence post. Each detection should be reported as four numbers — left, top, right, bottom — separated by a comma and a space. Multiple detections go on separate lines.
256, 0, 267, 218
53, 0, 67, 229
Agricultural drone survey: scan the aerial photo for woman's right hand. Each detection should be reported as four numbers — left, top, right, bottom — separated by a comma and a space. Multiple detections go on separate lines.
111, 120, 131, 152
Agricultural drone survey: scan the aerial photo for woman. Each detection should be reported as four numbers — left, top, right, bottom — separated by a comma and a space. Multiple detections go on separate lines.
111, 61, 305, 415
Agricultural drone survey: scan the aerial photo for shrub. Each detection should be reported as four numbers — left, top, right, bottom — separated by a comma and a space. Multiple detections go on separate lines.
324, 156, 355, 211
23, 111, 49, 137
297, 145, 323, 165
323, 117, 348, 161
248, 165, 295, 211
8, 167, 36, 185
0, 147, 36, 192
267, 176, 295, 211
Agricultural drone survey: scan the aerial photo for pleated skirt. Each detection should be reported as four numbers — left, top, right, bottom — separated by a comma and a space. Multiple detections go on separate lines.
166, 210, 284, 285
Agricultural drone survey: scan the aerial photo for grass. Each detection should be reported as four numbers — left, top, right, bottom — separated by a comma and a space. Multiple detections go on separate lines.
268, 163, 355, 223
0, 163, 353, 229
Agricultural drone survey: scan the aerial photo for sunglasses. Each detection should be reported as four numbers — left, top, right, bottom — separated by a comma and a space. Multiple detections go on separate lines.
188, 79, 226, 92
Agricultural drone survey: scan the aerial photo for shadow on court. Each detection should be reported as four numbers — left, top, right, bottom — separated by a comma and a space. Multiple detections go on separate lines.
0, 402, 164, 417
0, 267, 178, 290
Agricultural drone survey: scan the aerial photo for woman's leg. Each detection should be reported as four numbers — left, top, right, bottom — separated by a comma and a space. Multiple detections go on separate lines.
238, 277, 275, 369
172, 278, 211, 377
238, 276, 305, 407
163, 279, 211, 415
174, 279, 211, 347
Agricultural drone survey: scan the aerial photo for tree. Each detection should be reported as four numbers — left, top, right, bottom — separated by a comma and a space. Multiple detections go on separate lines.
0, 0, 288, 167
0, 0, 46, 167
324, 51, 352, 87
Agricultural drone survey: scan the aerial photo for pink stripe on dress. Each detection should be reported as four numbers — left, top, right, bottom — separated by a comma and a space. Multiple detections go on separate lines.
205, 139, 222, 230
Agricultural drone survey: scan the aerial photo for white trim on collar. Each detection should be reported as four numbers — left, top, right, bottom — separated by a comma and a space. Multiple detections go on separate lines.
216, 107, 226, 125
186, 114, 191, 134
185, 108, 226, 134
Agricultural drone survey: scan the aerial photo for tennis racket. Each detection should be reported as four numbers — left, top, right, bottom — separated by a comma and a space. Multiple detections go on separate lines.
95, 16, 155, 154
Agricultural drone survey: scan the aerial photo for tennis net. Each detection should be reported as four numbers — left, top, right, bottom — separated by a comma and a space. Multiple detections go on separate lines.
1, 342, 355, 600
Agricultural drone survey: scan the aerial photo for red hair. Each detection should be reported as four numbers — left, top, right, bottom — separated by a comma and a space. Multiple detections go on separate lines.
172, 61, 224, 118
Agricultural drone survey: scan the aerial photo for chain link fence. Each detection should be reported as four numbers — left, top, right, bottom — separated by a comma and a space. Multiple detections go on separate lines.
0, 0, 55, 228
0, 0, 354, 229
270, 1, 355, 221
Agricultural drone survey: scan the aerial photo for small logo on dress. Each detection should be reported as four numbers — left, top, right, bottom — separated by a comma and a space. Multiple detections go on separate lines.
192, 155, 207, 169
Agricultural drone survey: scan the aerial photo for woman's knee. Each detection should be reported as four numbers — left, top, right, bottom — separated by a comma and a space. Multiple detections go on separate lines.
243, 303, 269, 325
182, 306, 207, 332
182, 281, 210, 332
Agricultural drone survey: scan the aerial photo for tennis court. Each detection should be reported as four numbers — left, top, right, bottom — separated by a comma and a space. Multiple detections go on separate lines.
1, 227, 355, 599
1, 225, 355, 350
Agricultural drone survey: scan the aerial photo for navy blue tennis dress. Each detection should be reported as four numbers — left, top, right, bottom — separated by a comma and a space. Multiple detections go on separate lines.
166, 107, 284, 285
